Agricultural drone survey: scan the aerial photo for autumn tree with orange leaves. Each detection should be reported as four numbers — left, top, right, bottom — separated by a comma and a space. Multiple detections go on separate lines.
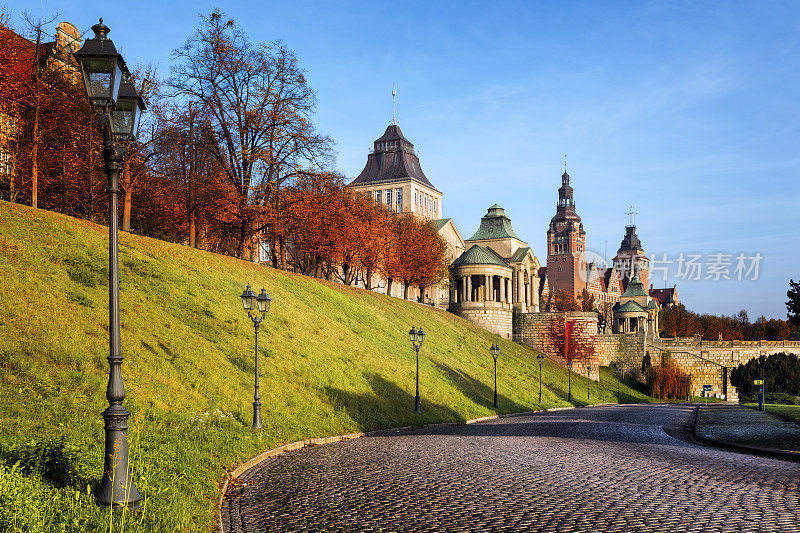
546, 315, 596, 401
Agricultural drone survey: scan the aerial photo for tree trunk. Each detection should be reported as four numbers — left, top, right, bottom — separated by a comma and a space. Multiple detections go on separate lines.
189, 211, 196, 248
387, 277, 393, 297
30, 28, 42, 209
365, 269, 373, 290
122, 186, 133, 232
403, 283, 409, 300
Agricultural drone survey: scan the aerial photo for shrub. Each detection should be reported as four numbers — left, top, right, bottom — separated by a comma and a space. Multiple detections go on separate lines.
645, 356, 689, 400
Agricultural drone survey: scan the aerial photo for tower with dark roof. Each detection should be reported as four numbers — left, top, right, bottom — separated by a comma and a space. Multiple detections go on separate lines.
613, 214, 650, 292
546, 170, 587, 297
347, 123, 442, 219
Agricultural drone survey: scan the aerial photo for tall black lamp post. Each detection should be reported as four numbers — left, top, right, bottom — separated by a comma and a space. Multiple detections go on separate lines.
241, 284, 271, 429
74, 18, 145, 510
536, 354, 545, 403
409, 326, 425, 413
490, 344, 500, 408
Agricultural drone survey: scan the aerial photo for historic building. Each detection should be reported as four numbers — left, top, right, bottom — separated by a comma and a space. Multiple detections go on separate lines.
346, 120, 464, 302
612, 274, 659, 337
449, 205, 540, 339
348, 123, 442, 219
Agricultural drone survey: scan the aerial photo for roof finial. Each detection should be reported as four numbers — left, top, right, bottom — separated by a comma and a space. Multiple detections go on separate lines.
626, 204, 637, 226
564, 154, 567, 172
391, 84, 397, 125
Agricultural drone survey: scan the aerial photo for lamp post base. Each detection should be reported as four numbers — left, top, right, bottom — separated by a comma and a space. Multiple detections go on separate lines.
414, 395, 421, 414
253, 400, 262, 429
97, 405, 141, 510
493, 392, 499, 409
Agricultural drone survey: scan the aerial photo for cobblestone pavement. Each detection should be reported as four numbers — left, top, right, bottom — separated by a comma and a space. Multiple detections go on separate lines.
698, 404, 800, 454
223, 404, 800, 532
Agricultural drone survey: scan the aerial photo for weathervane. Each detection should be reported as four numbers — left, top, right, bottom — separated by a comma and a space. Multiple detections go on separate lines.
392, 84, 397, 125
626, 204, 637, 226
564, 154, 567, 172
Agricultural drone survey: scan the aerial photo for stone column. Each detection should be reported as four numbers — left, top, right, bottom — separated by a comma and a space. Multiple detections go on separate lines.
466, 275, 472, 302
500, 276, 505, 304
485, 275, 491, 302
510, 270, 517, 303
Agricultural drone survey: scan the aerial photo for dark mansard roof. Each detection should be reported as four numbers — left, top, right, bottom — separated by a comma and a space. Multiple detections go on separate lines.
349, 124, 439, 192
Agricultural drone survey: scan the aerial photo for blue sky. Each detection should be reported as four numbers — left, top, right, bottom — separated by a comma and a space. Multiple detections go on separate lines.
7, 1, 800, 319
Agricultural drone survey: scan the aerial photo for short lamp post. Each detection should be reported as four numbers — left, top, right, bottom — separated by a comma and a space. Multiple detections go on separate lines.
567, 360, 572, 403
241, 284, 271, 429
536, 353, 545, 404
409, 326, 425, 414
490, 344, 500, 409
610, 362, 621, 403
587, 365, 591, 401
74, 18, 145, 510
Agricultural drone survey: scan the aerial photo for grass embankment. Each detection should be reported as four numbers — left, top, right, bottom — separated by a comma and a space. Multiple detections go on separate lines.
743, 404, 800, 423
0, 201, 652, 532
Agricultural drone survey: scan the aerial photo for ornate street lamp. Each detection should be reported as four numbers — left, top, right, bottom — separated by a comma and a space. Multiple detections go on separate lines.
490, 344, 500, 408
241, 284, 271, 429
409, 326, 425, 413
536, 353, 545, 404
74, 18, 144, 510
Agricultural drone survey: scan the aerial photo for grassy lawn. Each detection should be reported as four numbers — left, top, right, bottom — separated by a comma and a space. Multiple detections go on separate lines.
0, 201, 654, 532
743, 404, 800, 423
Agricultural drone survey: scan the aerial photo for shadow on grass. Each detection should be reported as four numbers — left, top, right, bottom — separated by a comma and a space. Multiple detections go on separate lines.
323, 374, 466, 432
432, 361, 531, 413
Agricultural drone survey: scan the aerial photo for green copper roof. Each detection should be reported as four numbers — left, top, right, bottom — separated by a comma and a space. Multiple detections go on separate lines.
466, 205, 521, 241
510, 246, 531, 263
622, 274, 648, 298
616, 300, 647, 313
451, 245, 510, 268
429, 218, 451, 232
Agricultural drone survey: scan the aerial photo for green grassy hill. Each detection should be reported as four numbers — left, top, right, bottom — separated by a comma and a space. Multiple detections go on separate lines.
0, 201, 652, 532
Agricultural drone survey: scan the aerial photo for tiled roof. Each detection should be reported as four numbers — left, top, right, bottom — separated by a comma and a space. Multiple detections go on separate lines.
466, 205, 521, 241
451, 244, 510, 268
349, 124, 438, 191
429, 218, 451, 232
649, 287, 676, 305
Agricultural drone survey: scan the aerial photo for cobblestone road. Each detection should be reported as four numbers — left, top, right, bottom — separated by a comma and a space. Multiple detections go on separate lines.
223, 404, 800, 532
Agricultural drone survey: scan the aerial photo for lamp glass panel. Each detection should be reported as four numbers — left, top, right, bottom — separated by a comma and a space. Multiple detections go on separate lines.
241, 296, 251, 310
110, 100, 134, 138
409, 328, 416, 342
256, 292, 271, 313
82, 60, 114, 99
418, 329, 425, 343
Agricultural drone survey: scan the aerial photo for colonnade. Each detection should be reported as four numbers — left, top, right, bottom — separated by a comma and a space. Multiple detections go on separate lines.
450, 270, 535, 307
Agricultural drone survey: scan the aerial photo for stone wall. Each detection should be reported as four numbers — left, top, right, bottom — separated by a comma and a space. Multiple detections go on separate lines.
513, 311, 601, 380
648, 339, 800, 401
453, 306, 513, 340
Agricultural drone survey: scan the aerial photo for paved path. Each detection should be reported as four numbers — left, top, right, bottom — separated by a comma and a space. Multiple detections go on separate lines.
223, 404, 800, 532
698, 404, 800, 455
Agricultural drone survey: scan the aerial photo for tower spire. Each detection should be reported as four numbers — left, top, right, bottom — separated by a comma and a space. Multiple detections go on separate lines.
391, 84, 397, 125
626, 204, 637, 226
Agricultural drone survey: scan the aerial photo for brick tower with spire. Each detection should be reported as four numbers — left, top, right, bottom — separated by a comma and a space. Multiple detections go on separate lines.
546, 168, 587, 298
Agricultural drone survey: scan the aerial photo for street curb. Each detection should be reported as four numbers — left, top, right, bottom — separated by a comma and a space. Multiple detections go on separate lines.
692, 406, 800, 463
215, 402, 621, 532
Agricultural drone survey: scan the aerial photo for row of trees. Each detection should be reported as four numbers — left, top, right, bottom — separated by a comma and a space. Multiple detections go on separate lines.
0, 10, 447, 294
658, 304, 798, 341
